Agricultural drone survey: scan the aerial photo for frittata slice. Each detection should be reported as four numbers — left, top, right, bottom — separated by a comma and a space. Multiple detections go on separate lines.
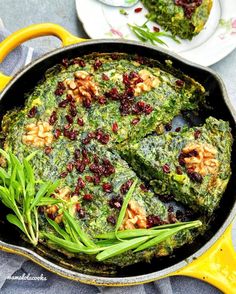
142, 0, 213, 40
120, 117, 232, 214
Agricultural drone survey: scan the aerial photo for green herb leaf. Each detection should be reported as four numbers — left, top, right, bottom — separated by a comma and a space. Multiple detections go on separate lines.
120, 9, 128, 16
96, 228, 160, 239
37, 197, 62, 206
6, 214, 26, 234
0, 149, 60, 246
134, 220, 202, 252
63, 210, 96, 248
45, 180, 61, 197
45, 216, 71, 241
30, 181, 51, 210
115, 178, 138, 238
25, 151, 38, 161
128, 22, 181, 47
43, 232, 103, 254
95, 239, 121, 247
96, 236, 149, 261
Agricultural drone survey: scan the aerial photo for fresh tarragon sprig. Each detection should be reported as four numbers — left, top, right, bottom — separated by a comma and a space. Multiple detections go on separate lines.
128, 21, 181, 47
43, 177, 202, 261
0, 149, 60, 246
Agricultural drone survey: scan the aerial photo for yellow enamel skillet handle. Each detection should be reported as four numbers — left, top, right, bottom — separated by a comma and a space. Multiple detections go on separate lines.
0, 23, 86, 91
171, 223, 236, 293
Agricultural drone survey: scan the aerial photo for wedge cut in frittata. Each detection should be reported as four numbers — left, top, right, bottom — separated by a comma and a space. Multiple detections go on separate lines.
120, 117, 232, 214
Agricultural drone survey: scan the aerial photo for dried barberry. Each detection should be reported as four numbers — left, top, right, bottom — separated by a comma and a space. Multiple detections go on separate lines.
58, 99, 69, 108
112, 122, 118, 133
65, 115, 73, 124
61, 58, 69, 68
93, 154, 99, 164
176, 166, 183, 175
68, 130, 78, 141
176, 79, 184, 87
55, 81, 66, 96
178, 152, 186, 166
49, 111, 57, 125
131, 117, 140, 125
120, 179, 133, 194
111, 54, 118, 60
147, 215, 164, 228
75, 203, 81, 211
28, 106, 37, 118
70, 105, 77, 117
98, 95, 106, 105
82, 137, 91, 145
109, 196, 123, 210
77, 117, 84, 126
44, 146, 52, 155
83, 194, 93, 201
102, 183, 113, 193
78, 177, 85, 189
66, 162, 74, 172
82, 98, 91, 109
85, 175, 94, 182
77, 208, 85, 218
175, 0, 202, 18
102, 73, 109, 81
74, 149, 80, 159
54, 129, 61, 139
134, 7, 142, 13
144, 104, 153, 115
66, 94, 73, 101
93, 175, 101, 184
105, 88, 120, 100
60, 171, 68, 178
153, 26, 160, 32
74, 184, 80, 195
188, 171, 203, 183
165, 123, 172, 131
162, 163, 170, 173
107, 215, 116, 225
94, 59, 102, 70
194, 129, 201, 139
76, 163, 86, 173
140, 184, 148, 192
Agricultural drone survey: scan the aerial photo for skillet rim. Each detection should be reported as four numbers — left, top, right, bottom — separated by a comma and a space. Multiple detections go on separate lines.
0, 38, 235, 285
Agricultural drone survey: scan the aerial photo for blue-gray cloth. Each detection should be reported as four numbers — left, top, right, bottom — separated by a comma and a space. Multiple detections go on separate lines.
1, 25, 235, 294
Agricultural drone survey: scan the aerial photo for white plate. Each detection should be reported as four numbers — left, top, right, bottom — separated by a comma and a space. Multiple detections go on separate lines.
76, 0, 236, 66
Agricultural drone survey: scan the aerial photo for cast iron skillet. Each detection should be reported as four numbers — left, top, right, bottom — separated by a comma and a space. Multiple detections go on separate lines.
0, 24, 235, 292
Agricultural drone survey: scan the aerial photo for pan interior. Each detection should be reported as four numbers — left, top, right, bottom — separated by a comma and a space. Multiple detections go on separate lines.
0, 41, 235, 278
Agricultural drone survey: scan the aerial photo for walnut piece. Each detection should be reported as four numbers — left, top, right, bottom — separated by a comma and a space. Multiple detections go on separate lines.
64, 71, 99, 103
22, 121, 53, 147
134, 69, 160, 96
183, 142, 219, 176
120, 200, 147, 230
